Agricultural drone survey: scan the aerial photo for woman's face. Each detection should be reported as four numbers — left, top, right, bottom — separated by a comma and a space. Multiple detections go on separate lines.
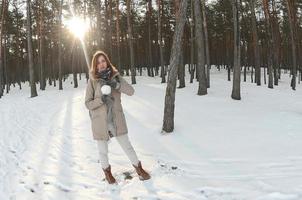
96, 55, 108, 72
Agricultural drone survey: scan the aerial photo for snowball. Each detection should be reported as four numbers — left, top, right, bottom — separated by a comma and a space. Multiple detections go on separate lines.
101, 85, 111, 95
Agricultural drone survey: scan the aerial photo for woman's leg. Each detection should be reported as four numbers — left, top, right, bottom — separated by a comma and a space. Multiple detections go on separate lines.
96, 140, 110, 169
115, 134, 139, 166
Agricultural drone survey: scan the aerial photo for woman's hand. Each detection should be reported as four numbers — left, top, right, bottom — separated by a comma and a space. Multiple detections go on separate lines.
107, 78, 120, 90
101, 95, 114, 104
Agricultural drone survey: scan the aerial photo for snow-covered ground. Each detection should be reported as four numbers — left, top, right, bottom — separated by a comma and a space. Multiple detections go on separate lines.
1, 68, 302, 200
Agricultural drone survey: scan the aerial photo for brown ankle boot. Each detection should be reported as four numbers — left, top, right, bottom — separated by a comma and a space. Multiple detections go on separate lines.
132, 161, 151, 181
102, 165, 117, 184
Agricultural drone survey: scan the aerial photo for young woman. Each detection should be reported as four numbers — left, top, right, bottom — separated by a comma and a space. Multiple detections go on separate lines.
85, 51, 151, 184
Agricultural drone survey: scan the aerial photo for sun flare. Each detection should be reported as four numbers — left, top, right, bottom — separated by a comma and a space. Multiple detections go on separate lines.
66, 17, 90, 39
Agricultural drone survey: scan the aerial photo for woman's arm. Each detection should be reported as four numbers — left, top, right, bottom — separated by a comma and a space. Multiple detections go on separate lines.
85, 78, 104, 110
117, 76, 134, 96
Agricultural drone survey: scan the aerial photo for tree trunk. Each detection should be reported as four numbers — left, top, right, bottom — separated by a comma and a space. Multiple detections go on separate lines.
107, 0, 113, 58
175, 0, 185, 88
231, 0, 241, 100
157, 0, 166, 83
286, 0, 297, 90
162, 0, 188, 133
0, 0, 8, 98
105, 0, 112, 58
249, 0, 261, 86
39, 0, 46, 90
116, 0, 122, 73
4, 35, 9, 93
58, 0, 63, 90
126, 0, 136, 84
26, 0, 38, 97
14, 1, 22, 90
189, 0, 195, 84
194, 0, 207, 95
82, 0, 89, 81
96, 0, 102, 49
201, 0, 210, 88
178, 47, 185, 88
148, 0, 154, 77
243, 40, 247, 82
271, 0, 280, 86
72, 44, 79, 88
262, 0, 274, 89
227, 65, 231, 81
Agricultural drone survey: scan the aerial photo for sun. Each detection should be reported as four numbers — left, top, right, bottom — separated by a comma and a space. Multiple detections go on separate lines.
66, 17, 90, 39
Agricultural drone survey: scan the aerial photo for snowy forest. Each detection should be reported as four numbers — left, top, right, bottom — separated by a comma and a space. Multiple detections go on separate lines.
1, 0, 302, 199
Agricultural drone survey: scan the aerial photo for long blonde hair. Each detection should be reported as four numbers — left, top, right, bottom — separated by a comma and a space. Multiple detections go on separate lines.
90, 50, 118, 80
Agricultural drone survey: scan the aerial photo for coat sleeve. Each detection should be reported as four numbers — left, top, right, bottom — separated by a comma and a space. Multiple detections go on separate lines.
117, 75, 134, 96
85, 78, 104, 110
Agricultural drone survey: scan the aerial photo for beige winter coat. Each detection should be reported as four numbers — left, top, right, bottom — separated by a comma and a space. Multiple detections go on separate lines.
85, 72, 134, 140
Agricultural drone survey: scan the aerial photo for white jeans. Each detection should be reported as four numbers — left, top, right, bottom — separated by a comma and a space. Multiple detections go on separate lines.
97, 134, 139, 169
